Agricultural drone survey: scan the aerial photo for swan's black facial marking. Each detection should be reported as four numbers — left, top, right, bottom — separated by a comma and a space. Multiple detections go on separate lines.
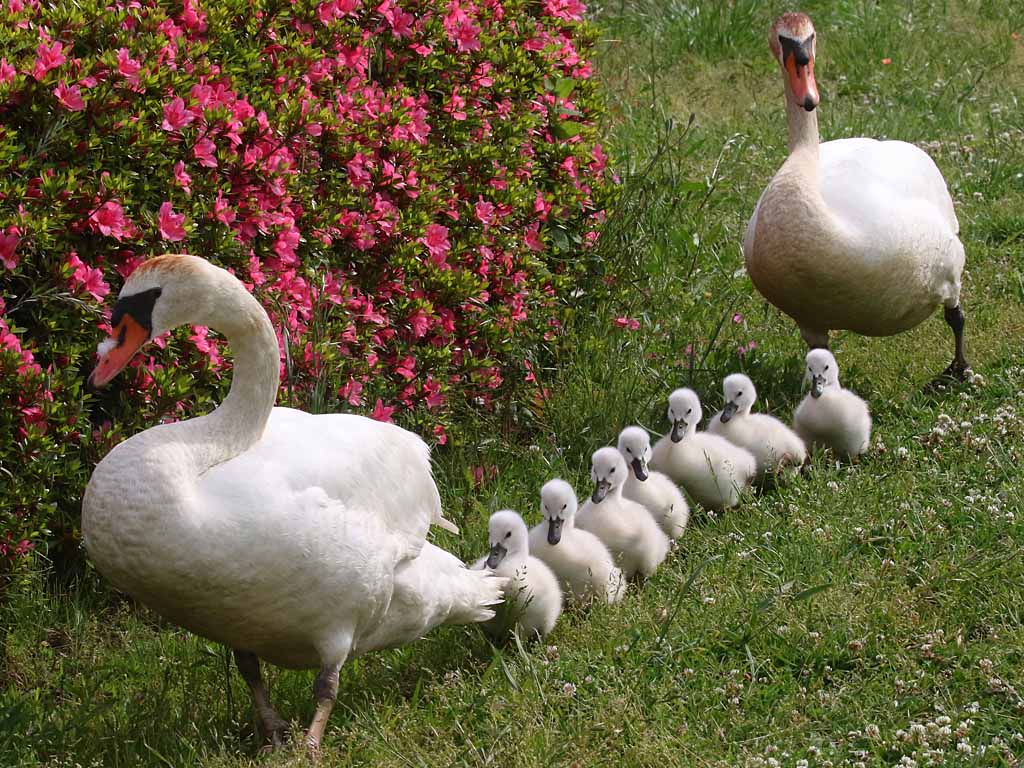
111, 287, 162, 337
779, 33, 814, 66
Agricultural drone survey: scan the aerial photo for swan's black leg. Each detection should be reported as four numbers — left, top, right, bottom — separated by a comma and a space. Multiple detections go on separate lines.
234, 649, 289, 750
305, 658, 345, 757
941, 304, 970, 380
799, 326, 829, 350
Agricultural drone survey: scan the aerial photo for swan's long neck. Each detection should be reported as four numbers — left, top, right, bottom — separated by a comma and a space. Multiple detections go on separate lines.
786, 97, 821, 155
187, 288, 280, 470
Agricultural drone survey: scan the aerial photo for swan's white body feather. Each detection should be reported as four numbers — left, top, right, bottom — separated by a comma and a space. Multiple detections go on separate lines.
707, 410, 807, 479
528, 523, 625, 604
622, 472, 689, 540
793, 388, 871, 459
650, 432, 756, 511
576, 496, 668, 580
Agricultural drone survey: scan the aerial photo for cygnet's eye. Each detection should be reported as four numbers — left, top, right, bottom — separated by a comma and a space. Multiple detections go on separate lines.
561, 503, 567, 511
824, 364, 830, 371
686, 408, 692, 415
504, 531, 511, 539
737, 391, 744, 397
625, 446, 632, 454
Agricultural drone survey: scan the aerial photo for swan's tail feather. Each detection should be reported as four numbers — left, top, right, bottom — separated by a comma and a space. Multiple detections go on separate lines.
432, 512, 460, 534
446, 568, 508, 625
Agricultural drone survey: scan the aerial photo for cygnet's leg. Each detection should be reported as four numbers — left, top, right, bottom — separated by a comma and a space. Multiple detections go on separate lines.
305, 656, 347, 757
940, 304, 970, 380
233, 650, 289, 749
799, 326, 829, 350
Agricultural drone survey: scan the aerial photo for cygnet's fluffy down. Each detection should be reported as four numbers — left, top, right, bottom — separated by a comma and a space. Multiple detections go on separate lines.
793, 349, 871, 458
707, 373, 807, 479
528, 479, 626, 604
617, 426, 689, 539
477, 510, 562, 639
651, 388, 757, 511
576, 448, 669, 580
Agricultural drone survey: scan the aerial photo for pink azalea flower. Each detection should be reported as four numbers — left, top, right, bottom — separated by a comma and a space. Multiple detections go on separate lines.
161, 97, 194, 131
173, 160, 192, 194
193, 137, 218, 167
544, 0, 586, 21
89, 200, 132, 241
213, 192, 235, 225
474, 198, 495, 227
180, 0, 208, 32
158, 201, 187, 241
419, 223, 451, 267
0, 59, 16, 84
66, 252, 111, 301
370, 398, 395, 422
0, 233, 19, 270
408, 309, 430, 338
432, 424, 447, 444
524, 224, 544, 252
117, 48, 142, 86
33, 41, 66, 80
377, 0, 414, 38
395, 355, 416, 380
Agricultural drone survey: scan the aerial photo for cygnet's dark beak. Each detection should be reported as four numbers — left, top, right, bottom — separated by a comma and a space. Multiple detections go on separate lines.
485, 542, 507, 569
811, 374, 826, 398
630, 456, 649, 481
719, 401, 738, 423
591, 479, 611, 504
547, 518, 563, 546
670, 419, 687, 443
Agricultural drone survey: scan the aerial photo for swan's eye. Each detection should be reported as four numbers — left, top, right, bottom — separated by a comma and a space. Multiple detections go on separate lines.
561, 503, 567, 511
609, 467, 615, 474
824, 365, 830, 371
686, 408, 692, 415
504, 531, 511, 539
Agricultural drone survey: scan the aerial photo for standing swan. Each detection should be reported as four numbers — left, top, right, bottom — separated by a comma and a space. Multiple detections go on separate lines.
744, 12, 969, 381
82, 255, 504, 754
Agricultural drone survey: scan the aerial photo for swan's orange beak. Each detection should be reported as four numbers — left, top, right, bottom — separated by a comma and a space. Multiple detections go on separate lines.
786, 53, 819, 111
89, 314, 149, 389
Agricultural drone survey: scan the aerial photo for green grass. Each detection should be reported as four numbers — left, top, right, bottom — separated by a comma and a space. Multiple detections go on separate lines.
4, 1, 1024, 766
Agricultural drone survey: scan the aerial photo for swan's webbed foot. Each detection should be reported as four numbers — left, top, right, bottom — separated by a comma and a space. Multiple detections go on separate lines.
257, 715, 290, 753
233, 649, 289, 751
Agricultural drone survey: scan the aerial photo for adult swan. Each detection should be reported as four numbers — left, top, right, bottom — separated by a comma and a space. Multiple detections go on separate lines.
744, 12, 969, 381
83, 254, 503, 754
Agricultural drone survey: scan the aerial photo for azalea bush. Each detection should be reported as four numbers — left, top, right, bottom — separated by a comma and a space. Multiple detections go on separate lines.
0, 0, 614, 575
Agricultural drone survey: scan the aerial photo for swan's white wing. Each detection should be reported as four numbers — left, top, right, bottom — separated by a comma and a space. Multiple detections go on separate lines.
819, 138, 959, 236
204, 407, 450, 562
